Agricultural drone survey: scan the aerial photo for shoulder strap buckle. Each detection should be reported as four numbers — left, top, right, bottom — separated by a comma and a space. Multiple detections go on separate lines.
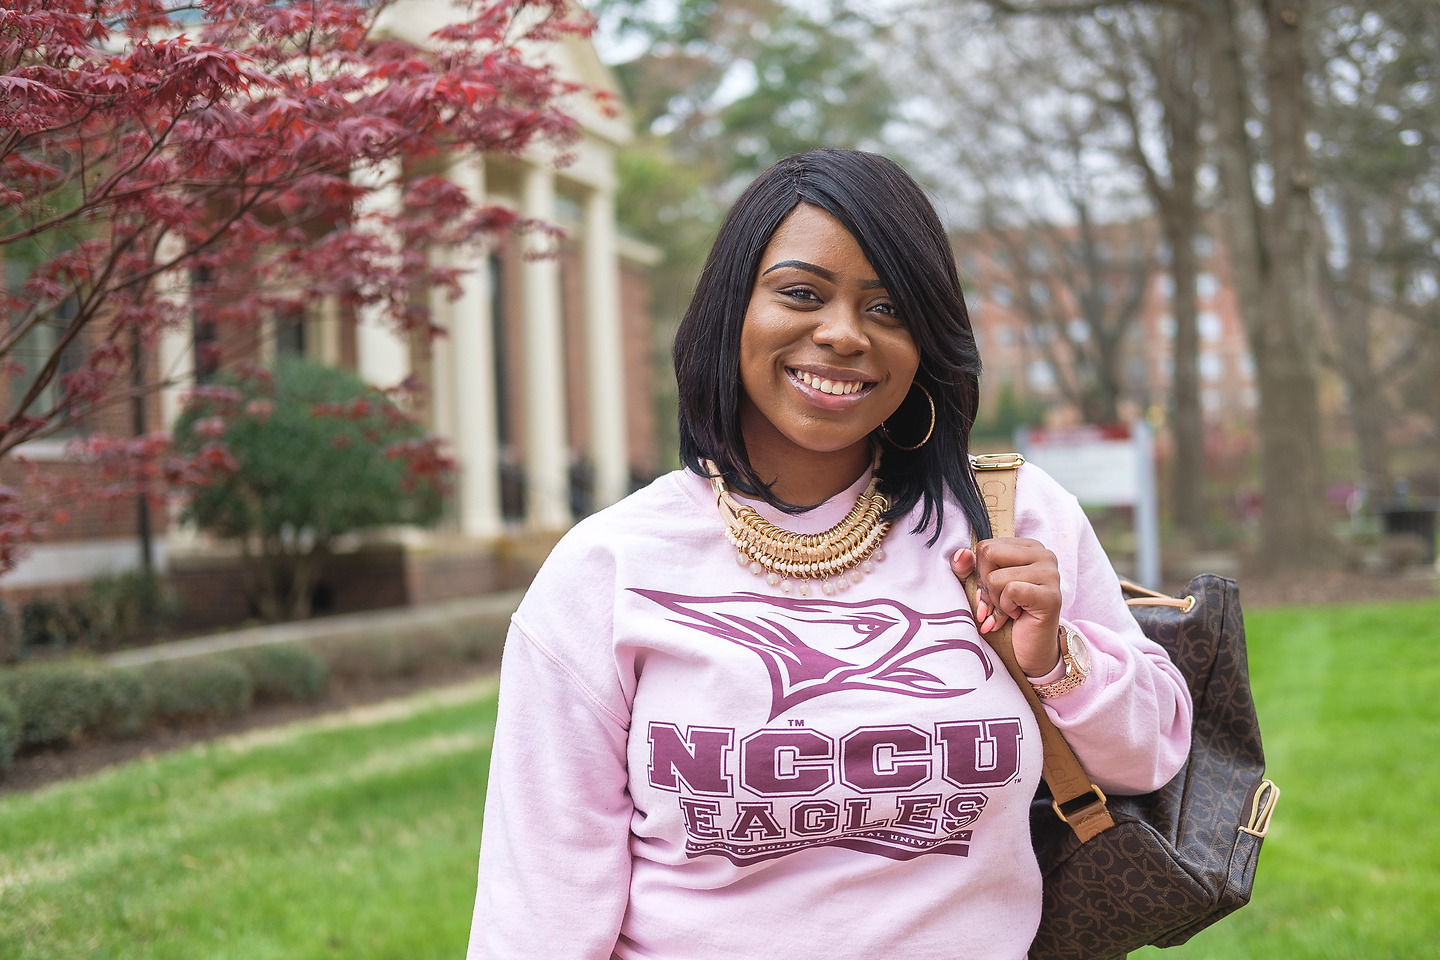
970, 452, 1026, 470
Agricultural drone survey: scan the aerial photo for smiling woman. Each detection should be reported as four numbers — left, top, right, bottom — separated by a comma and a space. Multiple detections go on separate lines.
737, 204, 920, 503
465, 150, 1193, 960
672, 149, 987, 534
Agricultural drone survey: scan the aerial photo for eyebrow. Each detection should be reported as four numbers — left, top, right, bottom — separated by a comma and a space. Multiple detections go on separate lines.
761, 259, 886, 290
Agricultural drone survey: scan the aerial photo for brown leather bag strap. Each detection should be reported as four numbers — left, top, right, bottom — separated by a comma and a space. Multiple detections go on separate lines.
965, 454, 1114, 843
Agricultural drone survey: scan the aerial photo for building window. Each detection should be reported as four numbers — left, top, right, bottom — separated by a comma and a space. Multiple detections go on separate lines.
8, 305, 81, 430
6, 251, 84, 433
1128, 357, 1147, 384
274, 307, 307, 358
1199, 310, 1224, 341
993, 284, 1013, 307
1027, 360, 1054, 390
191, 267, 220, 384
1200, 352, 1225, 382
490, 252, 524, 524
1197, 272, 1218, 299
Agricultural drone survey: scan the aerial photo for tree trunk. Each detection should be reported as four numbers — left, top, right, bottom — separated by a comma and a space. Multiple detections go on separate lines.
1157, 17, 1208, 548
1206, 0, 1331, 570
285, 546, 330, 621
1325, 196, 1393, 502
240, 536, 285, 623
1166, 207, 1205, 544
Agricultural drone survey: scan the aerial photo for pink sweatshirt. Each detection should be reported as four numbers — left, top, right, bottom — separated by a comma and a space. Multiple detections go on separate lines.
468, 463, 1192, 960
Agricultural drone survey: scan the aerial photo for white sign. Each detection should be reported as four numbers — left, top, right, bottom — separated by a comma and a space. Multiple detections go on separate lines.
1018, 422, 1161, 587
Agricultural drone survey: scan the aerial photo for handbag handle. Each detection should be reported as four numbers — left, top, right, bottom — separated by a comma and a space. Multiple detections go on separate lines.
964, 455, 1114, 843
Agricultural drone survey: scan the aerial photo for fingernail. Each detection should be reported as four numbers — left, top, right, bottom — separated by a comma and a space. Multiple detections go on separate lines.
980, 614, 995, 633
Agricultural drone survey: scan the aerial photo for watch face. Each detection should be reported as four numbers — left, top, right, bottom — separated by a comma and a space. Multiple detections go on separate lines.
1067, 627, 1092, 677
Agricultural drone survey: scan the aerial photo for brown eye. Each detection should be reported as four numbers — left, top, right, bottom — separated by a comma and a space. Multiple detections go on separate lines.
871, 302, 904, 325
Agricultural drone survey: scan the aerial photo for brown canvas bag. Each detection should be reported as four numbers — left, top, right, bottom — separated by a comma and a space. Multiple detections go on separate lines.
964, 455, 1279, 960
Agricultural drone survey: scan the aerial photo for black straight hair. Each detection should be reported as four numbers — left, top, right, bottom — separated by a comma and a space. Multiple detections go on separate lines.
672, 148, 993, 543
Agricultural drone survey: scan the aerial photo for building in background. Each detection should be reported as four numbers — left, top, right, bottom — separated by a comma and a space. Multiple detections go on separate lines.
1, 21, 660, 631
953, 220, 1257, 434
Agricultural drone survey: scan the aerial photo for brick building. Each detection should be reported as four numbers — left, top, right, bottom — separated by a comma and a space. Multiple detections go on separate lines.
953, 221, 1257, 432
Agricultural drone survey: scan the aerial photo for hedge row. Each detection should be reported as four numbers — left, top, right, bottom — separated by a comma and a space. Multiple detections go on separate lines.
0, 613, 507, 780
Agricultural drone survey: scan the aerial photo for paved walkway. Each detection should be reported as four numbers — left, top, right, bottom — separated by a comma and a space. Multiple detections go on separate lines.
104, 590, 525, 667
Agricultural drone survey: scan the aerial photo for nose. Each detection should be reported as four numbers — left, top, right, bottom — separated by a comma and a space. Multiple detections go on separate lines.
812, 305, 869, 355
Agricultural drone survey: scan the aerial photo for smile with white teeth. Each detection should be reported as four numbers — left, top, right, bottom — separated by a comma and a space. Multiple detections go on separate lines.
791, 369, 870, 396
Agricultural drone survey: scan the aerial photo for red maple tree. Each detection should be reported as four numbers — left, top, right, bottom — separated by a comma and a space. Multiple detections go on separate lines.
0, 0, 598, 572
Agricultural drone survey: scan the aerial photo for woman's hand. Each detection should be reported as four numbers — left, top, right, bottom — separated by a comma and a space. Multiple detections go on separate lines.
951, 539, 1063, 677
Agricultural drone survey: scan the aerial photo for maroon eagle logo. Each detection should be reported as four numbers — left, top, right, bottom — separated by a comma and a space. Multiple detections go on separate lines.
630, 590, 995, 720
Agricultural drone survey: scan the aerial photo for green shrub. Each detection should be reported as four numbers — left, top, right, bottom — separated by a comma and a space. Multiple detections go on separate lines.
310, 632, 424, 684
0, 690, 18, 775
0, 661, 157, 755
233, 643, 328, 704
19, 598, 91, 655
0, 599, 18, 664
308, 619, 507, 686
0, 661, 107, 748
92, 668, 154, 739
173, 358, 450, 622
410, 622, 506, 666
144, 657, 253, 725
85, 570, 182, 650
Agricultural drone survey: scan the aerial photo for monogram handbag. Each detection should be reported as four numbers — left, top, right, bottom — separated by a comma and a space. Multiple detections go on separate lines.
965, 456, 1279, 960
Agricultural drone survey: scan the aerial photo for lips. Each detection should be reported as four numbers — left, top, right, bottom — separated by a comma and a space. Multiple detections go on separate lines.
788, 367, 875, 398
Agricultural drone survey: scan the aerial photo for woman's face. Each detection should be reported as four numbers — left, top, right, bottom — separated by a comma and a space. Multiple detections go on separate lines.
738, 203, 920, 483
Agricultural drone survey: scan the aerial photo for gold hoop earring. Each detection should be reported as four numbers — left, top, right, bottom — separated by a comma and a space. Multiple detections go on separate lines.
880, 383, 935, 451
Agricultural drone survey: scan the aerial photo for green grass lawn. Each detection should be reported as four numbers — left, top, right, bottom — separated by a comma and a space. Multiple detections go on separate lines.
0, 680, 498, 960
1134, 597, 1440, 960
2, 599, 1439, 959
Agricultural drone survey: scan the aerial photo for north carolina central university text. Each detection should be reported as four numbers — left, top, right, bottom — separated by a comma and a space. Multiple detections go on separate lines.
646, 719, 1026, 864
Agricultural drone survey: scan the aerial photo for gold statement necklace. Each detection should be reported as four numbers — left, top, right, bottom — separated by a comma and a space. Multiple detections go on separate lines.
704, 453, 892, 596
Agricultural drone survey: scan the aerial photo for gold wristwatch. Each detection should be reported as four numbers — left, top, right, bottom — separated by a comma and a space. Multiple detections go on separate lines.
1032, 624, 1091, 700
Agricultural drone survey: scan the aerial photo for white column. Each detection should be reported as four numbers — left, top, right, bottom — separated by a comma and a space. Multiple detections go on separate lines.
441, 156, 503, 538
259, 316, 277, 365
352, 158, 411, 388
583, 187, 630, 507
155, 233, 193, 432
155, 231, 203, 553
520, 164, 570, 529
314, 296, 343, 366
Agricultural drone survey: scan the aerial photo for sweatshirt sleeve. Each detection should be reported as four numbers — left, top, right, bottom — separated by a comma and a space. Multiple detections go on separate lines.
466, 618, 632, 960
1017, 465, 1194, 796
